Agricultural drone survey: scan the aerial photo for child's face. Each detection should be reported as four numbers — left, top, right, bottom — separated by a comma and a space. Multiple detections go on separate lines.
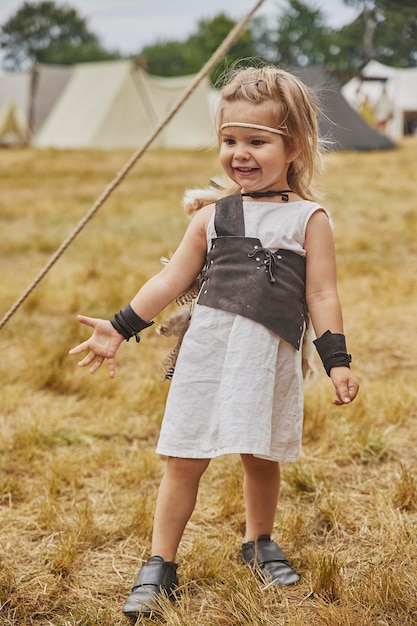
219, 101, 296, 195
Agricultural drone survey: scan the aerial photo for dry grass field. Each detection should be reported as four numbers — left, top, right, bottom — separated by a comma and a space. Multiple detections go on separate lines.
0, 139, 416, 626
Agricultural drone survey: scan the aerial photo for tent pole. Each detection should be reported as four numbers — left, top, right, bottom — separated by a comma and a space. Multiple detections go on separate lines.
27, 63, 39, 142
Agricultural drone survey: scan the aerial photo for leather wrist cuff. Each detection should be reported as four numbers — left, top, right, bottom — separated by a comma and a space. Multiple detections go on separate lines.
313, 330, 352, 376
110, 304, 154, 343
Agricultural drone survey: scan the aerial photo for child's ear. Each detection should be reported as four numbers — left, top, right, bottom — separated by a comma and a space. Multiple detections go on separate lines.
286, 139, 301, 163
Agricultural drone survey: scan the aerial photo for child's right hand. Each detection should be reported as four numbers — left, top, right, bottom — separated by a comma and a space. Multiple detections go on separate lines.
68, 315, 124, 378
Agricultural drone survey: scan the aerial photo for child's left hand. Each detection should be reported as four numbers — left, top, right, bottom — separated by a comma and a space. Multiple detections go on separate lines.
330, 367, 359, 405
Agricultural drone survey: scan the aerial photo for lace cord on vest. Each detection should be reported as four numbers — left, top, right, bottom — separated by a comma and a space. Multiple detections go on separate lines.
248, 246, 278, 283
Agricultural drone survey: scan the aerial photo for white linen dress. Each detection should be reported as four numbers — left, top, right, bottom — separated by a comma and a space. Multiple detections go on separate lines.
156, 200, 326, 462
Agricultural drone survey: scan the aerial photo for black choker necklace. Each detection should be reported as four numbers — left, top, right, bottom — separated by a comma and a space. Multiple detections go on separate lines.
241, 189, 293, 202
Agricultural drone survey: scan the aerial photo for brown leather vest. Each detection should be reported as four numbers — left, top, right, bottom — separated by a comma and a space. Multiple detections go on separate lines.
197, 193, 307, 350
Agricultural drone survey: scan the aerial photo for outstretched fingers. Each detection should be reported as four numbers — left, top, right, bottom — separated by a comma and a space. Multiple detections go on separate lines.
73, 350, 116, 377
68, 316, 101, 358
68, 315, 121, 377
77, 350, 102, 369
107, 356, 116, 378
88, 354, 105, 375
68, 340, 90, 357
76, 314, 98, 329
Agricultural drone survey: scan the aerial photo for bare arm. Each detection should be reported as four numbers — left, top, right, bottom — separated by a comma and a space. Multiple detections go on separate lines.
305, 210, 359, 405
69, 203, 214, 377
129, 203, 212, 320
305, 210, 343, 336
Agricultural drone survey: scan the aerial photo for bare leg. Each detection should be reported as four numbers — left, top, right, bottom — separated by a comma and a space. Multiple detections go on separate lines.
241, 454, 280, 541
151, 456, 210, 561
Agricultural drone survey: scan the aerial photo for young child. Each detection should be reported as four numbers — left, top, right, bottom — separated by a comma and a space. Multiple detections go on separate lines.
69, 64, 359, 619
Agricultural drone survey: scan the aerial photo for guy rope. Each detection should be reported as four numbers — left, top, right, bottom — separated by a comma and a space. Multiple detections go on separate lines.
0, 0, 265, 331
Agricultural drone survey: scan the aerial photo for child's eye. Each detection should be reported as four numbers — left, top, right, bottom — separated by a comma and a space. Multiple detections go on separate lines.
252, 139, 265, 146
223, 138, 235, 146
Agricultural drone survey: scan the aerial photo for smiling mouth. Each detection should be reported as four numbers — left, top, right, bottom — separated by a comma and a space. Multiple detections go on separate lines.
235, 167, 257, 173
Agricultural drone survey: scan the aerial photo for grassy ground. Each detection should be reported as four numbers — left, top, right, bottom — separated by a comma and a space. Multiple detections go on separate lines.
0, 140, 416, 625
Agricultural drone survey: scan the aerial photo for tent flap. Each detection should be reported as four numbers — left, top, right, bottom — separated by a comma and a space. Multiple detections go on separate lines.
34, 60, 217, 150
0, 102, 27, 143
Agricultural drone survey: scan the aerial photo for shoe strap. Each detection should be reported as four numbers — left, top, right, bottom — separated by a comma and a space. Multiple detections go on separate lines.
133, 559, 178, 589
256, 540, 288, 565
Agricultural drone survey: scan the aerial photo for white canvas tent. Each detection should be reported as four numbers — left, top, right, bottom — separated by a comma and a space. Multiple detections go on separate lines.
0, 102, 27, 144
342, 61, 417, 140
0, 64, 72, 141
0, 70, 30, 141
135, 70, 218, 149
31, 64, 73, 132
34, 60, 217, 149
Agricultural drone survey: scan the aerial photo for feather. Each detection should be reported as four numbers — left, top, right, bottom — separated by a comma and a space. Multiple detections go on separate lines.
301, 319, 317, 381
157, 307, 193, 380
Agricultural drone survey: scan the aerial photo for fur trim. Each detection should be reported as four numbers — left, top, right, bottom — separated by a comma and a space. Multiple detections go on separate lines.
182, 176, 236, 217
157, 308, 192, 338
182, 188, 221, 217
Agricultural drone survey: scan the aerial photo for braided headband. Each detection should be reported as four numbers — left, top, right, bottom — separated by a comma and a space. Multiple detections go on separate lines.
220, 122, 288, 136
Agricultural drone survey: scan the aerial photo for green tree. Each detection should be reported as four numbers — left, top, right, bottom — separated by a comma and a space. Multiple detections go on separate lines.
138, 40, 197, 77
140, 13, 259, 83
341, 0, 417, 66
326, 19, 365, 78
0, 1, 120, 70
256, 0, 335, 68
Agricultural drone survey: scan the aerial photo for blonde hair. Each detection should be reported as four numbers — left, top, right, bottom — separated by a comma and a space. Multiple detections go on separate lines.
216, 65, 325, 201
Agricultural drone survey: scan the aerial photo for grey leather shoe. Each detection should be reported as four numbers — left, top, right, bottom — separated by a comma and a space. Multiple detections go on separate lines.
122, 555, 179, 619
242, 535, 300, 586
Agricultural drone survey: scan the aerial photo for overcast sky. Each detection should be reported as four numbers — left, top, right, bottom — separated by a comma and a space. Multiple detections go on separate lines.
0, 0, 360, 56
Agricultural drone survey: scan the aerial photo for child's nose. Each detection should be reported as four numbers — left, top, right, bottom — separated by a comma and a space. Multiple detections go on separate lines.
234, 147, 250, 160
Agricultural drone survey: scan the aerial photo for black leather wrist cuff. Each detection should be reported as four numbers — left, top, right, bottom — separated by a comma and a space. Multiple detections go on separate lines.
110, 304, 154, 343
313, 330, 352, 376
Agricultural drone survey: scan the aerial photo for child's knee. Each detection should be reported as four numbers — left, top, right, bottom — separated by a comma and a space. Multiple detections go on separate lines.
241, 454, 280, 476
166, 456, 210, 480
